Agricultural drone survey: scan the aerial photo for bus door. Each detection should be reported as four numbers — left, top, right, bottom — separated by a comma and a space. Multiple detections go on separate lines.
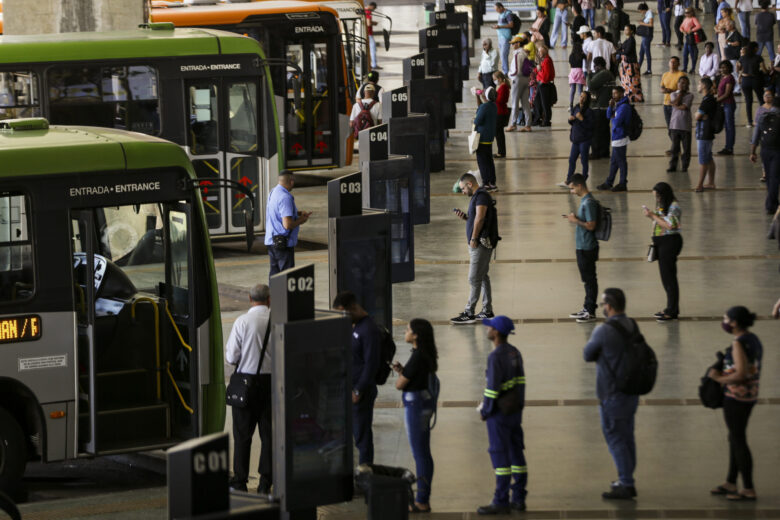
285, 38, 336, 168
185, 78, 262, 236
71, 202, 199, 453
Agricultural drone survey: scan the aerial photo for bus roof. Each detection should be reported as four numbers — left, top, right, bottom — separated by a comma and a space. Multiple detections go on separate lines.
0, 26, 265, 64
302, 0, 365, 20
0, 120, 193, 178
150, 0, 341, 26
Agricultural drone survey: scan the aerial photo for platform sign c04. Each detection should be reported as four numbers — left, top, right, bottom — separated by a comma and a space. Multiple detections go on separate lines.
0, 315, 41, 343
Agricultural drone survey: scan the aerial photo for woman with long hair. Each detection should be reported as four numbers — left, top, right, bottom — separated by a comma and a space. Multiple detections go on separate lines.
561, 91, 594, 186
642, 182, 682, 321
493, 71, 511, 158
618, 24, 644, 102
392, 319, 439, 513
680, 7, 702, 74
707, 307, 762, 501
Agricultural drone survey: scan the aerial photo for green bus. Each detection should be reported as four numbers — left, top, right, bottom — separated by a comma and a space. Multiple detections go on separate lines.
0, 24, 282, 239
0, 119, 226, 496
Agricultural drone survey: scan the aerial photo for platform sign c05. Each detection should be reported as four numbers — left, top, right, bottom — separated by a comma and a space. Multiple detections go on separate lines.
0, 315, 41, 343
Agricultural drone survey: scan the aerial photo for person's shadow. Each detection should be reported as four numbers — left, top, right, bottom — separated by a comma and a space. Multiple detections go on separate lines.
0, 491, 21, 520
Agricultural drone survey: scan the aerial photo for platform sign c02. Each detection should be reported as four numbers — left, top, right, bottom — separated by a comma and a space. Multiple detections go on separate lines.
270, 264, 315, 324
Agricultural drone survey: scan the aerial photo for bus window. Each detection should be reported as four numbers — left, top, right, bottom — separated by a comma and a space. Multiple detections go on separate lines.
188, 85, 219, 155
46, 65, 161, 135
311, 43, 332, 162
0, 193, 33, 302
227, 82, 261, 230
286, 44, 306, 163
168, 208, 189, 317
0, 72, 41, 120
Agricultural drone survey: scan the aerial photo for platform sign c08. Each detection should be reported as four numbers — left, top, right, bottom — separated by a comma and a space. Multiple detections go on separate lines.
0, 315, 41, 343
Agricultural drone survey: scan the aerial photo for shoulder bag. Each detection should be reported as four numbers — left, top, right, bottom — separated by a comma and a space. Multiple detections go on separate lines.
699, 351, 725, 409
226, 315, 272, 408
468, 125, 481, 154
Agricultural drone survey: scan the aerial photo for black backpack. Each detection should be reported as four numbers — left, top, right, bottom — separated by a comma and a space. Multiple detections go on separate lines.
628, 105, 643, 141
604, 319, 658, 396
593, 198, 612, 241
760, 112, 780, 150
479, 195, 502, 248
710, 103, 725, 134
618, 9, 630, 31
375, 327, 397, 385
509, 12, 522, 36
699, 351, 725, 409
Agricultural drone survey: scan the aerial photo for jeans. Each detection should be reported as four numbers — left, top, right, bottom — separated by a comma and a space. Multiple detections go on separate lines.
231, 374, 273, 486
600, 394, 639, 487
723, 102, 736, 150
757, 40, 776, 61
569, 83, 583, 108
568, 140, 591, 181
663, 104, 673, 136
499, 37, 510, 75
669, 129, 692, 170
639, 36, 652, 71
369, 35, 377, 68
403, 391, 435, 504
682, 40, 698, 72
659, 10, 672, 44
353, 385, 378, 465
495, 113, 510, 156
576, 246, 599, 314
550, 14, 568, 47
510, 76, 532, 126
584, 8, 595, 28
268, 245, 294, 277
480, 72, 496, 90
476, 142, 496, 186
606, 145, 628, 186
737, 11, 751, 41
761, 147, 780, 213
466, 244, 493, 314
652, 233, 683, 317
741, 77, 763, 124
674, 15, 684, 47
723, 397, 755, 489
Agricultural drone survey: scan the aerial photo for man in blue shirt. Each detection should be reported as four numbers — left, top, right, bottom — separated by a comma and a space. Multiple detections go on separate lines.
332, 291, 381, 466
264, 170, 311, 277
477, 315, 526, 515
583, 288, 640, 500
493, 2, 515, 75
564, 174, 599, 323
598, 87, 632, 192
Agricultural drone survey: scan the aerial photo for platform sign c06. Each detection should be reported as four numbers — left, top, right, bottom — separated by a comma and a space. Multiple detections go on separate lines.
0, 315, 41, 343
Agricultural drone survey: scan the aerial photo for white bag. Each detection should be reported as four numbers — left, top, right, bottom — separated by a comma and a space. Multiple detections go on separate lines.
468, 127, 481, 154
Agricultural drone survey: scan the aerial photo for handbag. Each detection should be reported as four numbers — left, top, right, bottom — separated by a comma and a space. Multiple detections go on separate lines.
636, 25, 650, 38
468, 126, 481, 154
647, 243, 657, 262
694, 28, 707, 44
226, 315, 272, 408
699, 352, 725, 409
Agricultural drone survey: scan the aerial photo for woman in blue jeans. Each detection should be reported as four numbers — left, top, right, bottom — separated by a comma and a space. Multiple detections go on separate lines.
561, 91, 594, 187
637, 3, 654, 74
393, 319, 439, 513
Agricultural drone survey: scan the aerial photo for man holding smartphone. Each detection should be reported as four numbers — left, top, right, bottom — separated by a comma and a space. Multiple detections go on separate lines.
563, 174, 599, 322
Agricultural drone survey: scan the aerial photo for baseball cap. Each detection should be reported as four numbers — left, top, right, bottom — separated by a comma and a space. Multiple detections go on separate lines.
577, 25, 591, 35
510, 34, 524, 44
482, 315, 515, 335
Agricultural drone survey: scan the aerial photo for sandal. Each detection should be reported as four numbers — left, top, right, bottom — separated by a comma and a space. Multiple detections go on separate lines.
694, 186, 704, 193
726, 492, 757, 501
410, 503, 432, 513
703, 184, 716, 189
710, 485, 735, 495
506, 125, 517, 132
519, 126, 531, 132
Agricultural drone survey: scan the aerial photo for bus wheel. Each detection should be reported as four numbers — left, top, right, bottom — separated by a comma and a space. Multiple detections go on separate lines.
0, 407, 26, 496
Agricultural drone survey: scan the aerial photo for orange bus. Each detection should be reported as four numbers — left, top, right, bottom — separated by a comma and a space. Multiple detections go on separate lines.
152, 1, 353, 170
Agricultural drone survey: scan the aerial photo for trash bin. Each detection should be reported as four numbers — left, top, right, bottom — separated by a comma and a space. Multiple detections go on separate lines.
355, 464, 415, 520
424, 2, 436, 27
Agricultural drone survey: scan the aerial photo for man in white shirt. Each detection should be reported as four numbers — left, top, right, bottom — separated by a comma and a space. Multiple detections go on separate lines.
736, 0, 753, 41
586, 26, 616, 74
349, 84, 382, 137
699, 41, 721, 79
479, 38, 500, 89
225, 284, 273, 494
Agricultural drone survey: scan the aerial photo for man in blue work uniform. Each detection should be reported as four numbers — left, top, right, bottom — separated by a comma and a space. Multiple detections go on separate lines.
333, 291, 381, 465
583, 288, 640, 500
264, 170, 312, 277
477, 316, 527, 515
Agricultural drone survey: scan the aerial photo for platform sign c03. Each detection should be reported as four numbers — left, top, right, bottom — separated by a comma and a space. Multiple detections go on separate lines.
0, 315, 41, 344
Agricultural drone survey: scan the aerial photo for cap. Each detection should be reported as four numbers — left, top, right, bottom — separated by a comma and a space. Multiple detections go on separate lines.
482, 315, 515, 335
577, 25, 591, 35
510, 34, 524, 44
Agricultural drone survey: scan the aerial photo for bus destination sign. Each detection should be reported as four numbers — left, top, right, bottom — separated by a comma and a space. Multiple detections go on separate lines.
0, 315, 41, 344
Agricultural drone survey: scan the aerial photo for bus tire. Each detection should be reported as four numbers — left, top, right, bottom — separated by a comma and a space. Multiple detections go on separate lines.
0, 407, 26, 497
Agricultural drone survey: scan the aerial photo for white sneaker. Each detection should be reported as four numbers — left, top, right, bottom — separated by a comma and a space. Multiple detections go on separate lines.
576, 313, 597, 323
557, 181, 570, 188
569, 309, 588, 319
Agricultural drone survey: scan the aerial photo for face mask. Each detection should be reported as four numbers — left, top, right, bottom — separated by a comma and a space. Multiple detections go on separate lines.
721, 322, 733, 334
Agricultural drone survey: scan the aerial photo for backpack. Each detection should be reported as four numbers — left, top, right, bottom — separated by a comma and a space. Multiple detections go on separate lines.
699, 352, 725, 409
509, 12, 522, 36
375, 326, 397, 385
618, 9, 630, 31
604, 319, 658, 396
760, 112, 780, 150
627, 105, 643, 141
521, 57, 533, 77
710, 103, 725, 134
593, 198, 612, 241
478, 194, 502, 248
351, 99, 377, 139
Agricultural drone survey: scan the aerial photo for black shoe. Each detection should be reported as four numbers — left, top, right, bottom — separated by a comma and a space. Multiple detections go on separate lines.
229, 481, 248, 492
510, 502, 527, 511
716, 149, 733, 155
656, 313, 678, 322
602, 484, 636, 500
476, 310, 495, 320
611, 481, 638, 497
257, 477, 272, 495
596, 182, 612, 191
653, 311, 665, 318
666, 167, 676, 173
611, 184, 627, 192
477, 503, 511, 515
451, 312, 476, 324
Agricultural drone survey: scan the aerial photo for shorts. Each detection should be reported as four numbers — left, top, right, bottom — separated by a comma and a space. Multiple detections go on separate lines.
697, 139, 713, 165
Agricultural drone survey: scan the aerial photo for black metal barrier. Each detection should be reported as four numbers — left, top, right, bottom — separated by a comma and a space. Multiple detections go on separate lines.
424, 45, 462, 105
435, 9, 473, 59
419, 24, 469, 81
327, 172, 393, 331
404, 72, 446, 172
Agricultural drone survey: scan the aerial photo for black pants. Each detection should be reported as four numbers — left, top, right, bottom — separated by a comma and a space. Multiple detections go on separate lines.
591, 109, 610, 158
576, 246, 599, 314
673, 15, 684, 47
663, 105, 673, 138
538, 83, 554, 126
353, 385, 378, 465
495, 113, 510, 156
761, 147, 780, 213
231, 374, 273, 486
476, 142, 496, 186
652, 233, 683, 317
741, 77, 764, 125
723, 398, 755, 489
669, 129, 691, 171
268, 245, 294, 277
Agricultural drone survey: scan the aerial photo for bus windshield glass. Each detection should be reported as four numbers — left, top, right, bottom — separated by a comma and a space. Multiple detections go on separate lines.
0, 72, 41, 120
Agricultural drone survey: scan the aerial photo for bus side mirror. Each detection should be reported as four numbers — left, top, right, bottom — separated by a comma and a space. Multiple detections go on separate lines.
244, 210, 255, 252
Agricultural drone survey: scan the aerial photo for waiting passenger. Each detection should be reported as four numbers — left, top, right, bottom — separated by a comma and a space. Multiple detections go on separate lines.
357, 70, 385, 101
349, 84, 382, 138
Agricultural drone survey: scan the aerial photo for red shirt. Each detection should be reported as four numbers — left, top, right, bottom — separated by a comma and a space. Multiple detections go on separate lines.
538, 56, 555, 83
496, 83, 510, 115
366, 10, 374, 36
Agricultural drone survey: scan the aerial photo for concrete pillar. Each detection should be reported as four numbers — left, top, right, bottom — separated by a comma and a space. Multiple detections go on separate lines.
4, 0, 146, 35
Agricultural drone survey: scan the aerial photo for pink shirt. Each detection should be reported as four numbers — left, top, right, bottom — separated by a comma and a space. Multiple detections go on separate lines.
680, 16, 702, 33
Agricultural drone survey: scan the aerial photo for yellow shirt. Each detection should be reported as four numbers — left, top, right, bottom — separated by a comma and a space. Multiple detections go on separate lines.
524, 41, 536, 61
661, 70, 687, 105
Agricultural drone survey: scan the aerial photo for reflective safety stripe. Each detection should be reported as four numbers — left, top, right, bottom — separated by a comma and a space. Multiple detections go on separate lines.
484, 388, 499, 399
495, 467, 512, 476
499, 376, 526, 391
511, 465, 528, 474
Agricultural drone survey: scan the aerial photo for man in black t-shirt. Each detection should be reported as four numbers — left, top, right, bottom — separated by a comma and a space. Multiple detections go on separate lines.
694, 77, 717, 192
451, 173, 496, 324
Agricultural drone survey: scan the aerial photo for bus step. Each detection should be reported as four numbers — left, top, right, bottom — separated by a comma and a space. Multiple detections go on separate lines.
79, 368, 156, 409
79, 403, 170, 447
